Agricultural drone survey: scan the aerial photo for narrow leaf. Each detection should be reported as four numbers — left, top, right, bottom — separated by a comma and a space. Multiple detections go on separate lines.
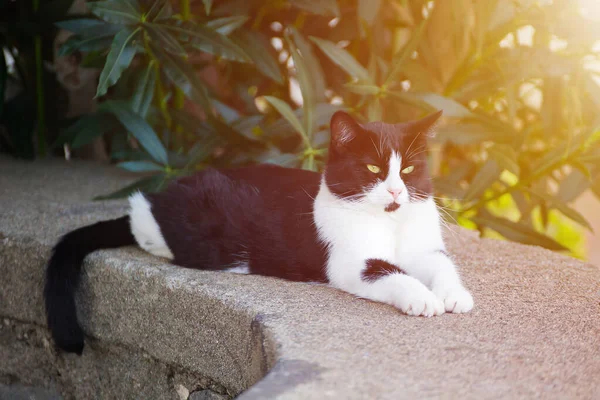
414, 93, 472, 118
310, 37, 371, 82
88, 0, 141, 24
147, 0, 172, 21
151, 43, 211, 112
233, 31, 283, 83
526, 188, 593, 231
58, 34, 114, 56
289, 27, 326, 101
385, 13, 427, 85
263, 96, 308, 142
206, 16, 248, 35
557, 169, 592, 203
289, 0, 339, 16
117, 161, 164, 172
203, 0, 213, 15
358, 0, 381, 27
472, 214, 567, 251
70, 114, 115, 148
285, 29, 315, 140
163, 20, 250, 62
145, 23, 186, 56
131, 61, 156, 118
96, 27, 139, 97
345, 83, 381, 95
434, 123, 512, 146
464, 159, 502, 202
94, 174, 166, 200
55, 18, 116, 35
488, 144, 520, 176
99, 100, 168, 165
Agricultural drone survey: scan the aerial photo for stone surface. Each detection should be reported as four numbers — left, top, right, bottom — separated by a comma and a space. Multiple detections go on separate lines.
0, 384, 63, 400
189, 389, 229, 400
1, 155, 600, 399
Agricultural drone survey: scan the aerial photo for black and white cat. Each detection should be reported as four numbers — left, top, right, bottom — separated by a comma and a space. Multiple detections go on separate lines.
44, 110, 473, 355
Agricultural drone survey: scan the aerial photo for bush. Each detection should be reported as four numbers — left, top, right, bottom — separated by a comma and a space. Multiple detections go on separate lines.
2, 0, 600, 256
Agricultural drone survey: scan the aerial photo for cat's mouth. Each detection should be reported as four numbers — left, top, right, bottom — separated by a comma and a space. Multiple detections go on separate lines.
385, 203, 400, 212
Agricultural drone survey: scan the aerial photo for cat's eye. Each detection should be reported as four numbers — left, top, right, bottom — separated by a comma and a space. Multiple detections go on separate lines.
367, 164, 381, 174
402, 165, 415, 174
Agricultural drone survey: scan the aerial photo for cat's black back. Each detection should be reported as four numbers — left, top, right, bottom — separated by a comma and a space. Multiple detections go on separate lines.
148, 164, 328, 282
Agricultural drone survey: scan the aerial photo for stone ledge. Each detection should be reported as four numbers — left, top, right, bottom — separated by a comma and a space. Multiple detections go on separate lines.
1, 156, 600, 399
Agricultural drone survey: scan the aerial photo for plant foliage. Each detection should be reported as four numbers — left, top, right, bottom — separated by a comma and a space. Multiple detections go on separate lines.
2, 0, 600, 256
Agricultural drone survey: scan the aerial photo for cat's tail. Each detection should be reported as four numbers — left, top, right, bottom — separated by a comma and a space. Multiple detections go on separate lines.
44, 215, 135, 354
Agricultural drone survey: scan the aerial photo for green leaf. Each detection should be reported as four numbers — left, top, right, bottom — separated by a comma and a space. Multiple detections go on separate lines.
69, 114, 115, 148
58, 33, 115, 56
94, 174, 167, 200
367, 97, 382, 121
413, 93, 472, 118
255, 149, 300, 167
285, 28, 315, 140
263, 96, 308, 144
0, 49, 6, 120
488, 144, 520, 176
98, 100, 168, 165
386, 90, 433, 110
557, 169, 591, 203
385, 14, 427, 86
344, 83, 381, 95
96, 27, 140, 97
203, 0, 213, 15
206, 16, 248, 35
151, 43, 211, 112
144, 23, 186, 56
117, 161, 164, 172
163, 20, 250, 62
464, 159, 502, 202
88, 0, 141, 25
146, 0, 172, 21
289, 27, 326, 102
55, 18, 116, 35
310, 37, 371, 82
232, 31, 283, 84
570, 160, 593, 181
301, 153, 317, 172
525, 188, 593, 232
358, 0, 381, 27
434, 123, 508, 146
289, 0, 339, 16
471, 214, 567, 251
131, 62, 156, 118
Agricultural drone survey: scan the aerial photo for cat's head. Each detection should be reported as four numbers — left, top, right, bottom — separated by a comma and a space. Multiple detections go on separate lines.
323, 110, 442, 212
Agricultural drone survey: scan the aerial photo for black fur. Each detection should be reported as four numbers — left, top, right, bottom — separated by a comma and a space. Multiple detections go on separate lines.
326, 111, 440, 202
148, 165, 328, 281
44, 110, 442, 354
361, 258, 406, 282
44, 216, 134, 354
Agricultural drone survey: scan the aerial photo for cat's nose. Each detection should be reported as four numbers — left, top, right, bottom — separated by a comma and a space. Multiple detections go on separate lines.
387, 188, 403, 200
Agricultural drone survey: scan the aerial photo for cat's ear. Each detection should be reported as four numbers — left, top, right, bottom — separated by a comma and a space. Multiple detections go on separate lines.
404, 110, 443, 138
330, 111, 361, 149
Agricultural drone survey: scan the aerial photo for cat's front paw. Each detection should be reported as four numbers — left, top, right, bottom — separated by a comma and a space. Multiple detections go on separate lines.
433, 286, 474, 313
396, 280, 445, 317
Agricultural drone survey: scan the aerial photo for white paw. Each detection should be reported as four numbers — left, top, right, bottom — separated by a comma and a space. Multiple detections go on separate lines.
395, 280, 445, 317
434, 286, 474, 313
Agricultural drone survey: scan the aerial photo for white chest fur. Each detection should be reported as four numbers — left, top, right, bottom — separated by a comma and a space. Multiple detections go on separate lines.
313, 181, 445, 288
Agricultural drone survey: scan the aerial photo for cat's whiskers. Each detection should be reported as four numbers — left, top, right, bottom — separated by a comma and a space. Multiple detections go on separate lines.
370, 137, 382, 159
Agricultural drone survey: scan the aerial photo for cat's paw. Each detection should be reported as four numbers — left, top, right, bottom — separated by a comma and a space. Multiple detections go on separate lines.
433, 286, 474, 313
395, 281, 445, 317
